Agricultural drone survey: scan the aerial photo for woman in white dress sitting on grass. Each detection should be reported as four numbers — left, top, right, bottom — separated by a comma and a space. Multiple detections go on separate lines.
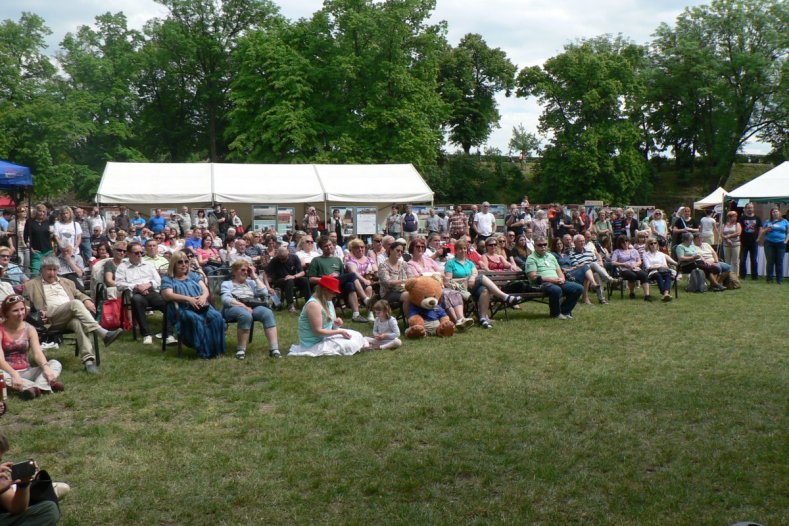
289, 276, 368, 357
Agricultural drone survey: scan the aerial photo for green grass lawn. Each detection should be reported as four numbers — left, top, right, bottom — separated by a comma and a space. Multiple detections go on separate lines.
3, 281, 788, 525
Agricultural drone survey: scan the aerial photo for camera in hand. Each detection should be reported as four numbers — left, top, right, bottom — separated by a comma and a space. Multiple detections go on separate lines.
11, 459, 36, 481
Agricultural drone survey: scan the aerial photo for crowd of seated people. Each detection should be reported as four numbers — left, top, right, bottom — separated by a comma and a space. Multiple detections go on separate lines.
0, 199, 778, 370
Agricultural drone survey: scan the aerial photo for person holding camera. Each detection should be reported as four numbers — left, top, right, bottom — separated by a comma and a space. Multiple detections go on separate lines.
0, 431, 62, 525
220, 260, 281, 360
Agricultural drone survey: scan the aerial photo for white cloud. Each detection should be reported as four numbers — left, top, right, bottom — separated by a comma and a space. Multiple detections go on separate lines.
0, 0, 767, 154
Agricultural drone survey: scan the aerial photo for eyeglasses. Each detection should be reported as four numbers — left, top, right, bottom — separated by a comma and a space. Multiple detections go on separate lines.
498, 240, 506, 244
115, 249, 126, 253
536, 243, 548, 247
175, 260, 188, 264
0, 255, 10, 259
304, 240, 314, 244
414, 245, 426, 249
131, 251, 144, 255
239, 268, 249, 273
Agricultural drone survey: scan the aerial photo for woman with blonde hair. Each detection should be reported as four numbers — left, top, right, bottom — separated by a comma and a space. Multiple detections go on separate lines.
345, 238, 376, 309
650, 209, 668, 242
720, 210, 742, 277
161, 250, 226, 358
53, 206, 81, 250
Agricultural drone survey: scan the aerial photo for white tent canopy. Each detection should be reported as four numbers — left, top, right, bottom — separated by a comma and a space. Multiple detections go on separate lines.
315, 164, 434, 203
694, 186, 728, 210
96, 162, 213, 204
96, 162, 433, 206
212, 164, 324, 204
727, 162, 789, 202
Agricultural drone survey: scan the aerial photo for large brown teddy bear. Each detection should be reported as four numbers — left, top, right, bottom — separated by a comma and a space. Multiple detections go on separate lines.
404, 275, 455, 339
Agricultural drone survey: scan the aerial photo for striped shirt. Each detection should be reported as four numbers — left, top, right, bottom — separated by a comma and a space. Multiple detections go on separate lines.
569, 248, 596, 267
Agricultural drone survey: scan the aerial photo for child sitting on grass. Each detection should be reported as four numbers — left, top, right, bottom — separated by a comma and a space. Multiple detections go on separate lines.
365, 300, 402, 350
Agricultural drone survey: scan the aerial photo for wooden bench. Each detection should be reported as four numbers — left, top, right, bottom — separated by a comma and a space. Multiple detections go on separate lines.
477, 270, 548, 321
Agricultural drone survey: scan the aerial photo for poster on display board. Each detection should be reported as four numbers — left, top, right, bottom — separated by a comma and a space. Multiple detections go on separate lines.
276, 207, 294, 234
252, 205, 277, 232
488, 204, 507, 232
356, 207, 377, 235
328, 206, 355, 237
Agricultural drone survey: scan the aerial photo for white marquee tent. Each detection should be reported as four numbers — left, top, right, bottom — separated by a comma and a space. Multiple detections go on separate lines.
95, 163, 214, 204
693, 186, 728, 210
96, 162, 433, 206
727, 161, 789, 202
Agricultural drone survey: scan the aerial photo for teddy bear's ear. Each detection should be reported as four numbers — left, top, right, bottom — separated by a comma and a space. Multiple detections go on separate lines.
430, 273, 442, 284
405, 278, 415, 291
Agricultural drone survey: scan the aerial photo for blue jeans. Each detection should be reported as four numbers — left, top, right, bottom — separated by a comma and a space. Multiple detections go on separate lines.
763, 241, 786, 283
223, 305, 277, 330
79, 237, 92, 262
540, 281, 584, 317
649, 270, 673, 295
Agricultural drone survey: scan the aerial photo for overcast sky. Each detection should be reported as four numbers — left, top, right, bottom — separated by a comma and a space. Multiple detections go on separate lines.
0, 0, 769, 154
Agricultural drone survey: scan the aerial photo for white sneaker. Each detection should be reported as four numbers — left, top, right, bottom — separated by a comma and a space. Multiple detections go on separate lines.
351, 313, 367, 323
367, 311, 375, 322
142, 335, 153, 345
53, 482, 70, 500
165, 335, 178, 345
40, 341, 59, 350
556, 314, 570, 320
154, 333, 162, 339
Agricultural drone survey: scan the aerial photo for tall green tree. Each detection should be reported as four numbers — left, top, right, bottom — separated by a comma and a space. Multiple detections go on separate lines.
440, 33, 516, 155
0, 13, 83, 197
508, 124, 540, 158
649, 0, 788, 188
516, 35, 651, 204
59, 12, 147, 196
142, 0, 279, 162
228, 0, 447, 169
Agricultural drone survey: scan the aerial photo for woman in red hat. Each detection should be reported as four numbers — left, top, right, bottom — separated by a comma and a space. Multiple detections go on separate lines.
288, 275, 368, 356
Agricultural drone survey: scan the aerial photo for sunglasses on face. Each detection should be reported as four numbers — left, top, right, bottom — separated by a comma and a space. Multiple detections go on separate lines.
115, 249, 126, 253
131, 251, 144, 255
536, 243, 548, 247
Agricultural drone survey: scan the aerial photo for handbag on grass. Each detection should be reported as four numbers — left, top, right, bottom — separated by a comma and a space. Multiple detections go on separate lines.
29, 469, 59, 509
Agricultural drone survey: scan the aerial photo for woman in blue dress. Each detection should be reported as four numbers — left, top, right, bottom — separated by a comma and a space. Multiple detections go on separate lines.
161, 250, 226, 358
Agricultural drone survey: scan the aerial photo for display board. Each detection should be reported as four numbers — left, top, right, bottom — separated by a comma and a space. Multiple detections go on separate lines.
355, 207, 378, 235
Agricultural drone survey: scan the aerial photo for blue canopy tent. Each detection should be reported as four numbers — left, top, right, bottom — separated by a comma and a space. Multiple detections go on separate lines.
0, 160, 33, 203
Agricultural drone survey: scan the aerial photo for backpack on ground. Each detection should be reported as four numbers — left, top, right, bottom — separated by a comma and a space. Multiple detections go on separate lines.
686, 268, 708, 293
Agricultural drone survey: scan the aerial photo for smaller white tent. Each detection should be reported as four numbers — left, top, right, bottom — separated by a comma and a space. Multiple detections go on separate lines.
315, 164, 434, 203
728, 162, 789, 202
96, 162, 213, 204
694, 187, 727, 210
